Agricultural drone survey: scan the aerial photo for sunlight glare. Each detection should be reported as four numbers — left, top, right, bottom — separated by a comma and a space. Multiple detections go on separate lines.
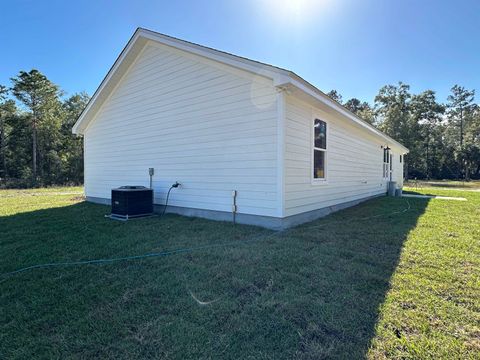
261, 0, 329, 25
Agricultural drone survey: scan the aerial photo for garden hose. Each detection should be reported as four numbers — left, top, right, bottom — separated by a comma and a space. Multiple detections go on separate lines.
1, 198, 413, 283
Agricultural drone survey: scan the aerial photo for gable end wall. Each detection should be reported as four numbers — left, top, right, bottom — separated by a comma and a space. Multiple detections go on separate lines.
84, 41, 280, 217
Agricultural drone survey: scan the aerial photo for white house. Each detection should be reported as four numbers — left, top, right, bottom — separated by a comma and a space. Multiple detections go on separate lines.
73, 28, 408, 229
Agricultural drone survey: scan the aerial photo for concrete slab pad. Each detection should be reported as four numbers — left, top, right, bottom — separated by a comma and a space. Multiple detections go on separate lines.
402, 194, 467, 201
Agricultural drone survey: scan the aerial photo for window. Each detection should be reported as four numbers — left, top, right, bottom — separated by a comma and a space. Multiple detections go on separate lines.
313, 119, 327, 180
383, 147, 390, 179
400, 155, 402, 163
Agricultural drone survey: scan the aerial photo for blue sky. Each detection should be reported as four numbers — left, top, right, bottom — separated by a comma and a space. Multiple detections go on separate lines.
1, 0, 479, 104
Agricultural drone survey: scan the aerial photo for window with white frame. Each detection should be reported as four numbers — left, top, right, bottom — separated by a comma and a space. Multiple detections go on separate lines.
313, 119, 327, 180
383, 147, 390, 179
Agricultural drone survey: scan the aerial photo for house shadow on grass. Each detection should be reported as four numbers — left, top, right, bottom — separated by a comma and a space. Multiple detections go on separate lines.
0, 196, 430, 359
270, 196, 430, 359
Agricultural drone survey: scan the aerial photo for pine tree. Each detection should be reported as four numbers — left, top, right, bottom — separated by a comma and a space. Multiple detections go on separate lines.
0, 85, 16, 181
11, 70, 61, 184
446, 85, 476, 179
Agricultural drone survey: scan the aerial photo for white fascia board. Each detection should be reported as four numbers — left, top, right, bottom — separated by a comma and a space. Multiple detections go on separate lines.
139, 29, 283, 81
283, 76, 409, 154
72, 30, 146, 135
273, 74, 292, 87
72, 29, 283, 135
73, 27, 409, 154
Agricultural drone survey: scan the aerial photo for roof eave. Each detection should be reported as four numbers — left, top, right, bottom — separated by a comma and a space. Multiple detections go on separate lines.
276, 75, 409, 154
72, 28, 409, 154
72, 28, 284, 135
72, 28, 147, 135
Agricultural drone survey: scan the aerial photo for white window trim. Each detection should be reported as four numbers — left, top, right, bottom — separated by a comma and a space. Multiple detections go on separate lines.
382, 147, 391, 180
311, 116, 329, 185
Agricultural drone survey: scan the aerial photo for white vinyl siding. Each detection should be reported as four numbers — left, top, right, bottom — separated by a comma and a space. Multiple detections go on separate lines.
284, 95, 392, 217
84, 41, 278, 217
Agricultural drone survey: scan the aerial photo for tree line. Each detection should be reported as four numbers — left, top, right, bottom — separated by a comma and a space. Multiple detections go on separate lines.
326, 83, 480, 180
0, 69, 89, 188
0, 69, 479, 188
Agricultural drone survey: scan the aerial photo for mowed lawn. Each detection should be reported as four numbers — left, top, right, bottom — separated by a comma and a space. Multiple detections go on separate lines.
404, 180, 480, 190
0, 187, 479, 359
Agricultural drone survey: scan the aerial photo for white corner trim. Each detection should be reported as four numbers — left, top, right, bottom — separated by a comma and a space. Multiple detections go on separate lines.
276, 89, 286, 217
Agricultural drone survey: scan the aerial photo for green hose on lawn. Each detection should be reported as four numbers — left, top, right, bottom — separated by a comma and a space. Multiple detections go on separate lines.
1, 198, 412, 283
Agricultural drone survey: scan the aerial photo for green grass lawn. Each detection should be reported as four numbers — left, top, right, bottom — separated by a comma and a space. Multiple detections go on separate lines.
1, 187, 479, 359
404, 179, 480, 190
